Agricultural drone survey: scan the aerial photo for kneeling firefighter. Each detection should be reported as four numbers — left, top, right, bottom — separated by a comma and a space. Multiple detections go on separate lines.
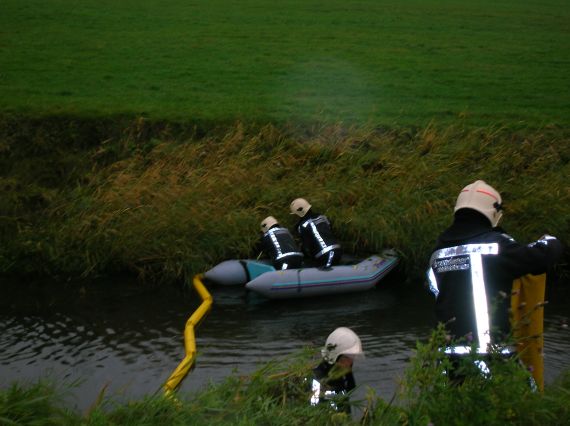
290, 198, 342, 268
310, 327, 363, 413
426, 180, 563, 386
260, 216, 303, 270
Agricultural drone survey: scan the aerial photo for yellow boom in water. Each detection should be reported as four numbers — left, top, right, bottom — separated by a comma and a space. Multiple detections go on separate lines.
164, 274, 213, 397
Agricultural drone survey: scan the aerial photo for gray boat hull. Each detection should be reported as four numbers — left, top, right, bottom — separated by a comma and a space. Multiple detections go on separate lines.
204, 252, 399, 299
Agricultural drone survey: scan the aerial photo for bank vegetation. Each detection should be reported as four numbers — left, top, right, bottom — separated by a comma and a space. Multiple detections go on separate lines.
1, 115, 569, 284
2, 327, 569, 425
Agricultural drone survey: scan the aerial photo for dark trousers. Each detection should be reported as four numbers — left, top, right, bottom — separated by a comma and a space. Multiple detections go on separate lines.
317, 249, 343, 268
275, 255, 303, 270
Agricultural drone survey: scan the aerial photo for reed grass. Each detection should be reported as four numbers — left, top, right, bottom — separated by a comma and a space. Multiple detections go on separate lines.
2, 331, 570, 425
1, 117, 568, 282
363, 325, 570, 425
0, 380, 75, 425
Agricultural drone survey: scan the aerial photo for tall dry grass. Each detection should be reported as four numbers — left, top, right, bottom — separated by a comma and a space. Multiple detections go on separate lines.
1, 118, 568, 282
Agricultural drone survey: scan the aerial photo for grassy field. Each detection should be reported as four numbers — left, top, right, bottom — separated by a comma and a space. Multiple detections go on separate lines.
1, 0, 569, 127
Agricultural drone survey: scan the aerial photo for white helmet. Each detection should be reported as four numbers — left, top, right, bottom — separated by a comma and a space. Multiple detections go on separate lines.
321, 327, 363, 365
290, 198, 312, 217
260, 216, 279, 233
454, 180, 503, 227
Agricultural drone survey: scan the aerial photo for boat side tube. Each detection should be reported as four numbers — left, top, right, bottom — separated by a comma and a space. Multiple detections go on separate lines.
246, 255, 399, 299
203, 259, 276, 286
203, 260, 249, 286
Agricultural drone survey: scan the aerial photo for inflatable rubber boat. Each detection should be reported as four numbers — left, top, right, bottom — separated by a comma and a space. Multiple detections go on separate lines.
203, 250, 399, 299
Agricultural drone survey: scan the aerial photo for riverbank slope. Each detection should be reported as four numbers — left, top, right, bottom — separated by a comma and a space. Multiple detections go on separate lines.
1, 116, 568, 283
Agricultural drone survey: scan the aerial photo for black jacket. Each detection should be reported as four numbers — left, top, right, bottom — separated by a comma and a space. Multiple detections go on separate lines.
427, 209, 563, 347
294, 209, 341, 259
310, 361, 355, 413
260, 225, 303, 265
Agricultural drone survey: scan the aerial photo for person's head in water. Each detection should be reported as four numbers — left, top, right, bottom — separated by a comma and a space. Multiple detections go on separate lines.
321, 327, 363, 368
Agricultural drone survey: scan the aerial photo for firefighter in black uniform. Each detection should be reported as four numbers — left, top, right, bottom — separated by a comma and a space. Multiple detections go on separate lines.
426, 180, 563, 363
289, 198, 342, 268
259, 216, 303, 270
310, 327, 362, 413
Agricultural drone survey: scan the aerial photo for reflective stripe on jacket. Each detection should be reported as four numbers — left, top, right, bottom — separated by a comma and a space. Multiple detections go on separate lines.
427, 210, 563, 352
296, 214, 341, 259
262, 226, 303, 261
427, 242, 499, 353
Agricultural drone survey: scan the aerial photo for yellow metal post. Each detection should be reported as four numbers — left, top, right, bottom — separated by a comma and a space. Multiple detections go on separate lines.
511, 273, 546, 391
164, 274, 213, 396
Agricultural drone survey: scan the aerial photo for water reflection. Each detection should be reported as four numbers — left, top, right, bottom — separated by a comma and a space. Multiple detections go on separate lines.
0, 277, 569, 411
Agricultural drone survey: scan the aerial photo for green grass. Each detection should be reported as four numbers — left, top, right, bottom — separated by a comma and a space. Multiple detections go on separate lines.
2, 330, 570, 425
0, 380, 76, 425
1, 0, 569, 127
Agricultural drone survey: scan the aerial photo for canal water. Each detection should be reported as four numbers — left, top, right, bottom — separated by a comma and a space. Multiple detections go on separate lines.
1, 274, 569, 412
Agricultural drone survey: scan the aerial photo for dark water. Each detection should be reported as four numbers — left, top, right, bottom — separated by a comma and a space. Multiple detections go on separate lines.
1, 275, 569, 412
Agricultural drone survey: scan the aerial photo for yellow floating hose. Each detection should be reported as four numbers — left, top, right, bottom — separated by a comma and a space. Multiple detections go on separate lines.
164, 274, 213, 397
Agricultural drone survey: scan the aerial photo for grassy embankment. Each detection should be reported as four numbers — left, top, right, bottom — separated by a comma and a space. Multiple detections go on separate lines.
1, 0, 569, 281
1, 117, 569, 283
2, 327, 570, 425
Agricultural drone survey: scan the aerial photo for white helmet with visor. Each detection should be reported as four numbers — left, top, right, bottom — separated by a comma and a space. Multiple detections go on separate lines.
290, 198, 312, 218
260, 216, 279, 233
454, 180, 503, 227
321, 327, 363, 365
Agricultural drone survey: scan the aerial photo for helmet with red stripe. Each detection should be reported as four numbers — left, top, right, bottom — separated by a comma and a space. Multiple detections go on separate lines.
454, 180, 503, 226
